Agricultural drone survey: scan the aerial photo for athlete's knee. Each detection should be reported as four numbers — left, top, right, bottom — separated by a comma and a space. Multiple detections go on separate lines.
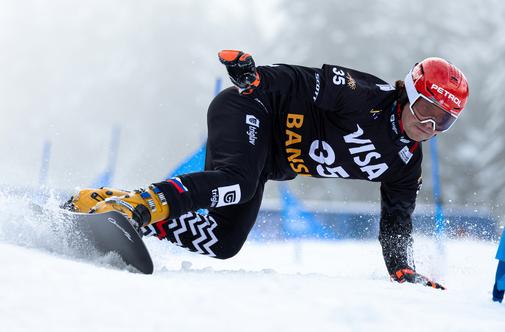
207, 87, 241, 116
212, 244, 243, 260
208, 230, 247, 260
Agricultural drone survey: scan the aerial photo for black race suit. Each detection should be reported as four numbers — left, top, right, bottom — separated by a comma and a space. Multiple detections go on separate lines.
143, 64, 423, 275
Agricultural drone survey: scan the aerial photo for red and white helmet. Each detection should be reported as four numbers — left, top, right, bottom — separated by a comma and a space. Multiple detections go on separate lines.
405, 57, 469, 118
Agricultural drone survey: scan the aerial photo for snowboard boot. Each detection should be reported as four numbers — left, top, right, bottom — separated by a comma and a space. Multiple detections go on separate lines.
90, 185, 170, 228
63, 187, 129, 213
64, 186, 170, 229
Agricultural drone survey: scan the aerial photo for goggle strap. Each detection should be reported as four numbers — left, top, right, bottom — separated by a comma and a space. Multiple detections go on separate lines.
404, 68, 419, 105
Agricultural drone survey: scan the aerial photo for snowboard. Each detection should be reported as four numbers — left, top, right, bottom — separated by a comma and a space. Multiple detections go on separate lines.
33, 205, 155, 274
65, 210, 154, 274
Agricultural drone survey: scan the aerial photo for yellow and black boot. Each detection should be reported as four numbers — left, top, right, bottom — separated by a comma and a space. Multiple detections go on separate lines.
63, 187, 130, 213
90, 185, 170, 229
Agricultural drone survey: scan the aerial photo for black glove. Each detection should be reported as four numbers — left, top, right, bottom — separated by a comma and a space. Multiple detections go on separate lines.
218, 50, 260, 94
392, 268, 446, 290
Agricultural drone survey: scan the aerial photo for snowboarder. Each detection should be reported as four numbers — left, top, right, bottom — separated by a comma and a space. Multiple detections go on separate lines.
66, 50, 469, 289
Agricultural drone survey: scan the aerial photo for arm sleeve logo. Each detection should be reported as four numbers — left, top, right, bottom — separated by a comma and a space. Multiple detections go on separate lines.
215, 184, 241, 207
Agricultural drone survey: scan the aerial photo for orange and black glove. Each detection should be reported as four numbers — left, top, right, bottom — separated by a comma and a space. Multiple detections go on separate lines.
392, 268, 446, 290
218, 50, 260, 94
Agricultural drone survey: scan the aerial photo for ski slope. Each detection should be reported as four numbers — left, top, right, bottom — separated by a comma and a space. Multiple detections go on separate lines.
0, 194, 503, 331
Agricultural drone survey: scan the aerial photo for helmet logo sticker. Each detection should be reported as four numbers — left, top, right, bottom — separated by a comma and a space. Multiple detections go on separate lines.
430, 83, 462, 107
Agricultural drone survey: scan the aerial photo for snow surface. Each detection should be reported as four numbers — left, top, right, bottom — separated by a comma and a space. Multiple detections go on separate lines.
0, 194, 503, 331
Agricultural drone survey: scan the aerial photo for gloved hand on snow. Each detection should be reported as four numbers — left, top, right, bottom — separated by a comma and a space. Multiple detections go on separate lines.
392, 268, 446, 290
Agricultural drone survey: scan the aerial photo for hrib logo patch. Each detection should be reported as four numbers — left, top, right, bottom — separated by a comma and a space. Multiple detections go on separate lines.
216, 184, 241, 207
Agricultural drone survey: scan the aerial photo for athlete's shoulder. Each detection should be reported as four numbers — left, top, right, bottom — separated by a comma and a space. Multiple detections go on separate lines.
315, 64, 396, 117
321, 64, 394, 92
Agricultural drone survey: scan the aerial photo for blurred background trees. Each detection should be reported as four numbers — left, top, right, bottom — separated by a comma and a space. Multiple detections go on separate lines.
0, 0, 504, 223
267, 0, 505, 223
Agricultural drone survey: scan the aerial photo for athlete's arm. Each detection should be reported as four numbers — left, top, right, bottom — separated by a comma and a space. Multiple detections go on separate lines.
378, 181, 417, 275
257, 63, 395, 112
257, 64, 339, 111
379, 167, 444, 289
218, 50, 394, 112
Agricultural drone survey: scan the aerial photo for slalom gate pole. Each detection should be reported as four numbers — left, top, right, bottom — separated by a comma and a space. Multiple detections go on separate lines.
91, 126, 121, 188
107, 126, 121, 182
38, 140, 52, 188
35, 140, 52, 203
493, 231, 505, 302
430, 136, 446, 278
214, 77, 222, 96
167, 77, 221, 178
430, 137, 445, 246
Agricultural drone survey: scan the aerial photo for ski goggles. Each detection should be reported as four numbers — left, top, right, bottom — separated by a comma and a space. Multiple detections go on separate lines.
404, 69, 459, 132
